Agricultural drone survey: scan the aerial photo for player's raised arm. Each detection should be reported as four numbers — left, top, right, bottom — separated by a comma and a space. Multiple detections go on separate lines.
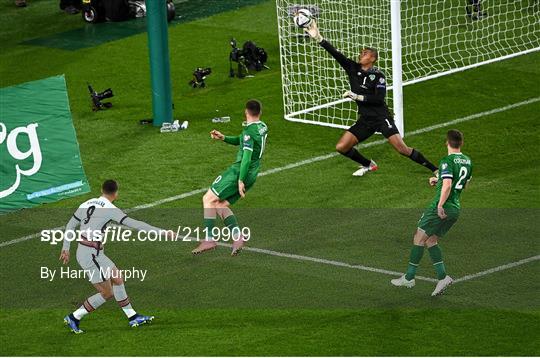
111, 208, 174, 238
223, 135, 240, 145
211, 129, 241, 145
305, 20, 355, 71
121, 216, 167, 233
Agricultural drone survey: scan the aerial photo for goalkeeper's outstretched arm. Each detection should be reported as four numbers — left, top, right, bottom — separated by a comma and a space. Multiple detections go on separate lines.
305, 20, 355, 71
319, 40, 356, 71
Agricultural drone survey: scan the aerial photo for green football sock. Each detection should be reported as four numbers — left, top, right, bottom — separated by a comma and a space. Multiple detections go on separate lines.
224, 214, 240, 239
223, 214, 238, 229
203, 217, 216, 241
405, 245, 425, 281
428, 244, 447, 280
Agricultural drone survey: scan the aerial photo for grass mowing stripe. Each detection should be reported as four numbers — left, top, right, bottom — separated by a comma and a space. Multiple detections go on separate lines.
1, 96, 539, 250
454, 255, 540, 283
128, 96, 540, 208
217, 242, 438, 282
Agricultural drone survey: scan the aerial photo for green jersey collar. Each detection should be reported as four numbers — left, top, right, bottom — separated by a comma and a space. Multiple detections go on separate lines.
243, 120, 262, 127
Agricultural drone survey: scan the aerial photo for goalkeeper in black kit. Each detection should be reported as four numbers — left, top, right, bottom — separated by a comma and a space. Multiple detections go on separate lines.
305, 20, 438, 177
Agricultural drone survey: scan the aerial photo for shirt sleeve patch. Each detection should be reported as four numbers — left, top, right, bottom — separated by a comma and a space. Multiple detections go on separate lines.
243, 132, 254, 149
439, 161, 454, 178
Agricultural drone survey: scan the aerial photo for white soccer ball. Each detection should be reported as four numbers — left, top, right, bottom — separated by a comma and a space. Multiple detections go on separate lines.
294, 9, 313, 28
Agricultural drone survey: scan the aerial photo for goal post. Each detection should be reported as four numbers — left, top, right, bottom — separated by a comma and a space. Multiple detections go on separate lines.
276, 0, 540, 134
390, 0, 403, 135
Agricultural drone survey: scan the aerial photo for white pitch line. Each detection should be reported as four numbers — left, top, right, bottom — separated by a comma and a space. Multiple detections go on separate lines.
217, 243, 437, 282
453, 255, 540, 283
219, 243, 539, 285
405, 97, 540, 135
217, 243, 540, 285
1, 96, 539, 250
0, 229, 60, 248
130, 188, 208, 211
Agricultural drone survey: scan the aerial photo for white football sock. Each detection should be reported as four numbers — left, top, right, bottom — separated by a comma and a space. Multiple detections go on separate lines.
113, 283, 137, 318
73, 293, 107, 320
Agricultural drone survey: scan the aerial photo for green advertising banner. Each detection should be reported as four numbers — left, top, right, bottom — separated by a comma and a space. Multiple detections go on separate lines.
0, 75, 90, 213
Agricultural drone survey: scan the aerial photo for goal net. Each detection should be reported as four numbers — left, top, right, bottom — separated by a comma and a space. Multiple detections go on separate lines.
276, 0, 540, 132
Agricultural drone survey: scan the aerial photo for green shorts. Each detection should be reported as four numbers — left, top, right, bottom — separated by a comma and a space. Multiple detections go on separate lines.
417, 207, 460, 238
210, 164, 258, 205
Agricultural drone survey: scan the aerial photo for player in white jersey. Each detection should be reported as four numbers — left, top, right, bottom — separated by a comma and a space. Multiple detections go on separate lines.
60, 180, 174, 334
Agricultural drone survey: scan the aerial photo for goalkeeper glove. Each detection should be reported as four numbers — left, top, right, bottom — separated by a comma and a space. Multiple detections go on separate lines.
343, 90, 365, 102
304, 20, 324, 43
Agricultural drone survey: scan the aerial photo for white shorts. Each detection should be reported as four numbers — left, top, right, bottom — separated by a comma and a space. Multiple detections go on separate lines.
76, 244, 116, 284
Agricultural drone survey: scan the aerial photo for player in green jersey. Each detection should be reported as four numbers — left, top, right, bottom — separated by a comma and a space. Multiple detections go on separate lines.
192, 100, 268, 256
391, 129, 472, 296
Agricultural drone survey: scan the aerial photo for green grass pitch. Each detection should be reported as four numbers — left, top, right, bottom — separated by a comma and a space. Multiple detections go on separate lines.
1, 0, 539, 356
